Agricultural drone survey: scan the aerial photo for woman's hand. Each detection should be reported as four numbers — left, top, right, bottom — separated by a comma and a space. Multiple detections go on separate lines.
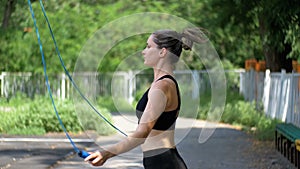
84, 150, 111, 166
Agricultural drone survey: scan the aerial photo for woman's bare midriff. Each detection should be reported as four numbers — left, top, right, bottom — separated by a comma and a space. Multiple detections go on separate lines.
141, 129, 176, 152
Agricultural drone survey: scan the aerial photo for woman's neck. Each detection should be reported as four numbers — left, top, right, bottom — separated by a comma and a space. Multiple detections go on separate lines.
153, 65, 174, 81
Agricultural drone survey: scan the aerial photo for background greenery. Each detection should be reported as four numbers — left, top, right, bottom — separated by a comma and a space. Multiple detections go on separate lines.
0, 0, 299, 72
0, 0, 298, 140
0, 88, 278, 140
0, 93, 114, 135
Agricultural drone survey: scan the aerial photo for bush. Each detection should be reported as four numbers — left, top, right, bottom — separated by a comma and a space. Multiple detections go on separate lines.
0, 95, 115, 136
76, 102, 115, 136
222, 101, 262, 127
7, 127, 46, 135
197, 103, 211, 120
97, 96, 134, 113
197, 90, 278, 140
254, 116, 280, 141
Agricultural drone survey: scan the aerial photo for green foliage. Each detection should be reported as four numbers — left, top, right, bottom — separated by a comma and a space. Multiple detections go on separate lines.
1, 0, 299, 72
198, 0, 263, 67
197, 89, 278, 140
0, 95, 114, 135
222, 101, 261, 127
1, 0, 296, 140
76, 102, 115, 136
201, 0, 300, 70
96, 96, 134, 113
255, 117, 280, 141
1, 0, 205, 73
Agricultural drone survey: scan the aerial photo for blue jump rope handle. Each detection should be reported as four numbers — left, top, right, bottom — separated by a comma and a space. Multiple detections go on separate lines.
78, 150, 95, 161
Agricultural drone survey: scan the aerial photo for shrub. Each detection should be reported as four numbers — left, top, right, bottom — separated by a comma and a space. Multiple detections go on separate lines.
222, 101, 262, 127
97, 96, 134, 113
254, 116, 280, 141
197, 90, 278, 140
0, 96, 115, 136
75, 102, 115, 136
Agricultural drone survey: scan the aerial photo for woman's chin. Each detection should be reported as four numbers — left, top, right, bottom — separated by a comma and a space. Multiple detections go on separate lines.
144, 61, 150, 66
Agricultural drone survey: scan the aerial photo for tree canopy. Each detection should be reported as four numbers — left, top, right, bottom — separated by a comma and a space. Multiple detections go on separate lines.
201, 0, 300, 72
0, 0, 299, 73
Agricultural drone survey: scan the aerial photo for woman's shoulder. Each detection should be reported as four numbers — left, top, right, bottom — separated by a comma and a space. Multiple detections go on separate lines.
150, 77, 175, 94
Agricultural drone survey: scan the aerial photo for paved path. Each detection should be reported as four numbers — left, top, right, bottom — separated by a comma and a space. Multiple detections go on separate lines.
0, 137, 92, 169
0, 115, 291, 169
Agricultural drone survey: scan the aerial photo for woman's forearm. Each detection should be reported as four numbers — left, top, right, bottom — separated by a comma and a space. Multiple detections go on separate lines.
104, 135, 146, 157
104, 125, 153, 156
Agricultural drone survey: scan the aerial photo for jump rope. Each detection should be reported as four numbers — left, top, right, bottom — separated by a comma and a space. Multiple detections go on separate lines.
27, 0, 127, 159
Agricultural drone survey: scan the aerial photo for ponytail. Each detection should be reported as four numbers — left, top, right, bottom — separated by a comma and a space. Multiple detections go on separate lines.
152, 27, 208, 62
181, 27, 209, 51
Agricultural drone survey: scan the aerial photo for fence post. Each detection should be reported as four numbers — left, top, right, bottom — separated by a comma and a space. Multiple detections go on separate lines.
61, 73, 66, 100
0, 72, 3, 97
296, 73, 300, 127
248, 69, 255, 101
263, 69, 271, 115
239, 71, 245, 95
281, 73, 291, 122
243, 70, 249, 101
277, 69, 286, 121
287, 71, 295, 123
128, 70, 135, 104
192, 70, 200, 99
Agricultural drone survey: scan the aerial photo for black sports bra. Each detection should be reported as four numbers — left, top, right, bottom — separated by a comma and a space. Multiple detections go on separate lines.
136, 75, 181, 130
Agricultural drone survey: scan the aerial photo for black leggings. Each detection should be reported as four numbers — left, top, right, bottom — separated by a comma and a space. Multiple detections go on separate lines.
143, 148, 188, 169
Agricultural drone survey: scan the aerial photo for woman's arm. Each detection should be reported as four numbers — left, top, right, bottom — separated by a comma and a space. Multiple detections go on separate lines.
85, 85, 168, 166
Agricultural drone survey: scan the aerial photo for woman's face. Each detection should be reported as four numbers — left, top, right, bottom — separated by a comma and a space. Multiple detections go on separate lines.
142, 34, 162, 67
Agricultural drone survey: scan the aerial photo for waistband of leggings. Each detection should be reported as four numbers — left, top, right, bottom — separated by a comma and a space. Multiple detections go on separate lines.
143, 148, 176, 157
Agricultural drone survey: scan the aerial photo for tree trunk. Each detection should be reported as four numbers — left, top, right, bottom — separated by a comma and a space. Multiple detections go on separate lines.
264, 45, 293, 72
2, 0, 16, 29
258, 15, 293, 72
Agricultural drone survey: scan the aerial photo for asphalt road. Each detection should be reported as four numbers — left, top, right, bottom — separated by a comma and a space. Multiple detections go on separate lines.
0, 115, 294, 169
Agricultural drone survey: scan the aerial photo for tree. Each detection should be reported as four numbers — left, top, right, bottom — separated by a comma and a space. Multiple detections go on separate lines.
1, 0, 16, 29
257, 0, 300, 72
4, 0, 298, 73
203, 0, 300, 72
0, 0, 101, 73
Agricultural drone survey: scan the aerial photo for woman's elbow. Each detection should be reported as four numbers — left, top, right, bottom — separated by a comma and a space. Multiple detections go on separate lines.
133, 125, 152, 140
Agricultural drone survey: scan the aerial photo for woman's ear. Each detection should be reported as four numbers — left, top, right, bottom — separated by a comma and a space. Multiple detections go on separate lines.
159, 48, 167, 57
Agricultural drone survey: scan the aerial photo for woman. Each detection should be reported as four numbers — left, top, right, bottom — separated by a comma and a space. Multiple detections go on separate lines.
85, 28, 205, 169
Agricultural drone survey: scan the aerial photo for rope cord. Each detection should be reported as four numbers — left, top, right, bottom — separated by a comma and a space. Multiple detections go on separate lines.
37, 0, 127, 137
28, 0, 127, 153
28, 0, 79, 153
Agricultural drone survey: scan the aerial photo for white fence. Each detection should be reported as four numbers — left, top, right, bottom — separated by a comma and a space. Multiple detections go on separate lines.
0, 70, 241, 100
0, 72, 60, 99
240, 69, 300, 127
2, 70, 299, 126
